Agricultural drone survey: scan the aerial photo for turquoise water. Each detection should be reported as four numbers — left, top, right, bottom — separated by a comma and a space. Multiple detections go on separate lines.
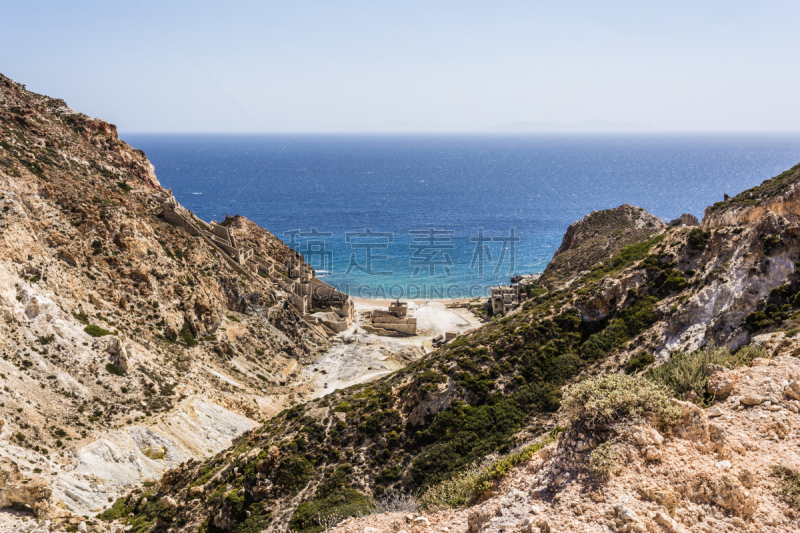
123, 133, 800, 298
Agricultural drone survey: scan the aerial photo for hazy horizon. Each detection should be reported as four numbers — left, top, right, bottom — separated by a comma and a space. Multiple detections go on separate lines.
4, 1, 800, 134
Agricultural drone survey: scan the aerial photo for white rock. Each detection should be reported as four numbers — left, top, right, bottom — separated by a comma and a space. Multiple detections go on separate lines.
413, 517, 430, 528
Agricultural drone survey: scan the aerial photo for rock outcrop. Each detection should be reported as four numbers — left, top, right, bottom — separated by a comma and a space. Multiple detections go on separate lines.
540, 204, 665, 288
0, 458, 51, 518
668, 213, 699, 227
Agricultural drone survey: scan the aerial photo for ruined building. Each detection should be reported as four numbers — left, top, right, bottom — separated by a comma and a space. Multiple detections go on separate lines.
487, 285, 522, 315
364, 300, 417, 336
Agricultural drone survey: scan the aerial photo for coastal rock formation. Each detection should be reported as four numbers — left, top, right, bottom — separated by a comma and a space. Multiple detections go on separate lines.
540, 204, 665, 288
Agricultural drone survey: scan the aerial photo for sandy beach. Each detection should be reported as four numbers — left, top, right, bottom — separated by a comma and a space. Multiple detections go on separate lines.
299, 298, 485, 397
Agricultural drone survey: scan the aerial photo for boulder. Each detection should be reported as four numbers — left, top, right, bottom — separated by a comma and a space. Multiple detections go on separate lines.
629, 426, 664, 447
784, 381, 800, 401
0, 457, 51, 517
24, 297, 40, 319
160, 496, 177, 510
684, 473, 757, 518
740, 395, 765, 406
673, 401, 709, 443
104, 336, 130, 373
256, 446, 280, 473
142, 446, 165, 460
706, 368, 739, 399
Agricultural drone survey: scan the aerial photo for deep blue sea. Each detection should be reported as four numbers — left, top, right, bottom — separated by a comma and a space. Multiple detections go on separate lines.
122, 133, 800, 299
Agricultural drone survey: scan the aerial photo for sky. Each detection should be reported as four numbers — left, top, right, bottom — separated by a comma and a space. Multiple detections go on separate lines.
3, 0, 800, 133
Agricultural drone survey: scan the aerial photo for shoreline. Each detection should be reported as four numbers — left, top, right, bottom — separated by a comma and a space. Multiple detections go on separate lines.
351, 296, 483, 307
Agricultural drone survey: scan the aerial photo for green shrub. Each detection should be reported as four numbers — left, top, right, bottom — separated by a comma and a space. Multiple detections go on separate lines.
409, 398, 529, 488
625, 351, 655, 374
687, 228, 710, 250
274, 454, 313, 495
105, 362, 124, 376
763, 234, 784, 255
290, 464, 371, 533
418, 429, 562, 511
84, 324, 111, 337
562, 374, 681, 428
588, 442, 617, 478
97, 498, 132, 520
179, 323, 198, 347
646, 344, 763, 401
773, 464, 800, 509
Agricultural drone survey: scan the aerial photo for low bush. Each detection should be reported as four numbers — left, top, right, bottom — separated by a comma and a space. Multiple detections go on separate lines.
290, 464, 372, 533
625, 351, 655, 374
84, 324, 111, 337
418, 429, 561, 511
105, 363, 124, 376
588, 442, 616, 478
763, 234, 785, 255
687, 228, 710, 250
179, 323, 197, 347
646, 344, 763, 401
773, 464, 800, 509
562, 374, 681, 429
274, 454, 313, 495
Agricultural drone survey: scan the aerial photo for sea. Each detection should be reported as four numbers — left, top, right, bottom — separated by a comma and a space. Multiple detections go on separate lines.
122, 133, 800, 300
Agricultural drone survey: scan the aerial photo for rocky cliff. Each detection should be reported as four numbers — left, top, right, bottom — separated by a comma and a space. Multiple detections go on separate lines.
539, 204, 665, 289
0, 74, 337, 524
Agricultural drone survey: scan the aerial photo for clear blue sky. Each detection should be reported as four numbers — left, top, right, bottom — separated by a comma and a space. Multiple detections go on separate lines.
3, 0, 800, 132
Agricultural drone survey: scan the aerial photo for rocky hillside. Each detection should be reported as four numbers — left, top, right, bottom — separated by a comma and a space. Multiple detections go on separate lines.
329, 344, 800, 533
99, 161, 800, 533
538, 204, 665, 289
0, 74, 335, 521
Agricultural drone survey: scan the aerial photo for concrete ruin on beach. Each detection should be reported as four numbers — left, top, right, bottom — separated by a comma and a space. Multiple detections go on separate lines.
363, 299, 418, 336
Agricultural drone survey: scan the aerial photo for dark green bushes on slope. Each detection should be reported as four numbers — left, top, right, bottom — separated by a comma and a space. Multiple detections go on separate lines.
290, 464, 372, 533
274, 454, 313, 495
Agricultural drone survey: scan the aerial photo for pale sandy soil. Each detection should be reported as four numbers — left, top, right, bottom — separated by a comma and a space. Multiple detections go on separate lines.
0, 508, 39, 533
301, 299, 484, 398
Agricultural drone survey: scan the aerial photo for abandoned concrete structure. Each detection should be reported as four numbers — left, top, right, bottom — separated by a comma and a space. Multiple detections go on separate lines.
364, 300, 417, 336
157, 190, 353, 335
487, 285, 522, 316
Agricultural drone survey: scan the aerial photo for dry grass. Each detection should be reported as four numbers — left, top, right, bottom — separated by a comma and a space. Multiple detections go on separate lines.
647, 344, 764, 401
